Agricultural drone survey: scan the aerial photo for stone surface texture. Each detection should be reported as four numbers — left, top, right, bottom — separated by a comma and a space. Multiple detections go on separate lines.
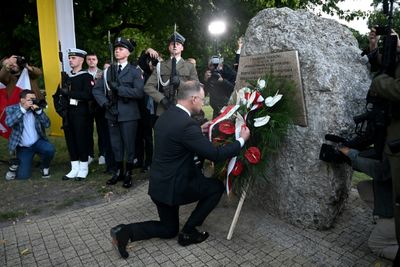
243, 7, 372, 229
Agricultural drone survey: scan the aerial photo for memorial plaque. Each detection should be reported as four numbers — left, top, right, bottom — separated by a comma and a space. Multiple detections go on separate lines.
235, 51, 307, 126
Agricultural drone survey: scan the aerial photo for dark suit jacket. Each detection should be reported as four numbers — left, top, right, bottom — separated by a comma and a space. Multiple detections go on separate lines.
148, 105, 241, 205
93, 64, 144, 122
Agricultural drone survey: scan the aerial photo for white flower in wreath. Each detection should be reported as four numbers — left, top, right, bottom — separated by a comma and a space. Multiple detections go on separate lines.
247, 90, 265, 109
253, 115, 270, 127
265, 91, 283, 107
257, 79, 266, 89
247, 90, 256, 109
236, 87, 251, 105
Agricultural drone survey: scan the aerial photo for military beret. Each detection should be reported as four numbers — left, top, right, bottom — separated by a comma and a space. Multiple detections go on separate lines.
169, 32, 185, 45
67, 48, 87, 58
114, 37, 135, 52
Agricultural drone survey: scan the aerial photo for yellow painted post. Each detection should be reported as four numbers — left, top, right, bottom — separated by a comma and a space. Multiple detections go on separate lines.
36, 0, 63, 136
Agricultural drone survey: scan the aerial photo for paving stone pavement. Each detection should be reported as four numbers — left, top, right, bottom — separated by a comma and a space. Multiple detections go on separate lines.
0, 181, 393, 266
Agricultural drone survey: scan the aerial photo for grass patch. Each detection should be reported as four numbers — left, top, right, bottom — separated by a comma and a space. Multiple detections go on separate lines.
0, 210, 27, 221
352, 171, 372, 187
203, 102, 213, 120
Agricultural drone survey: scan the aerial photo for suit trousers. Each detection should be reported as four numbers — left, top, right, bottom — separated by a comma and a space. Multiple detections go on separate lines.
126, 178, 224, 241
108, 120, 137, 163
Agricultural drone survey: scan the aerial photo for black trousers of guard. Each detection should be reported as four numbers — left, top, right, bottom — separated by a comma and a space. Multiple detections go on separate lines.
64, 106, 90, 162
123, 178, 224, 241
108, 120, 137, 164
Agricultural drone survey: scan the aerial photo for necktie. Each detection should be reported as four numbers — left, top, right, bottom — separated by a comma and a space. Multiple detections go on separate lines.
118, 64, 122, 74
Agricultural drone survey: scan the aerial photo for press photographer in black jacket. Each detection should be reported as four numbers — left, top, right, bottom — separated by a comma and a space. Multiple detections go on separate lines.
204, 56, 236, 119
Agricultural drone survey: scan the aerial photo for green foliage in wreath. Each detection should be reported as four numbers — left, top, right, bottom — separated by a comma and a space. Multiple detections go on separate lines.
210, 73, 296, 195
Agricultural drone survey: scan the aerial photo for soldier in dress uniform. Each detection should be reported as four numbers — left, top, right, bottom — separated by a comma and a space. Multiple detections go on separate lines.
144, 32, 198, 116
61, 48, 94, 181
92, 37, 144, 188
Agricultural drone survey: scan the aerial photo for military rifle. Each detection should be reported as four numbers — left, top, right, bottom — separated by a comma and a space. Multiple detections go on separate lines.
106, 30, 119, 119
52, 41, 70, 128
164, 24, 180, 102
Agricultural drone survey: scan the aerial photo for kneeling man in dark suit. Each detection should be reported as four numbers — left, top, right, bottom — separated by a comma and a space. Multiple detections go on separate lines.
110, 80, 250, 258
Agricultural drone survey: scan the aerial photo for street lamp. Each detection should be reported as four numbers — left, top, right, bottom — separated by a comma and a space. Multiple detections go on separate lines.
208, 20, 226, 55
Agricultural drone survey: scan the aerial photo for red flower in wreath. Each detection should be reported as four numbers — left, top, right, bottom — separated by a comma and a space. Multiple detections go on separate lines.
231, 160, 243, 176
244, 147, 261, 164
218, 120, 235, 135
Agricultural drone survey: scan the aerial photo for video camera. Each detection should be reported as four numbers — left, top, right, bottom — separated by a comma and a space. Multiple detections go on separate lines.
210, 55, 221, 69
374, 26, 390, 36
209, 56, 223, 80
319, 97, 389, 164
149, 57, 159, 67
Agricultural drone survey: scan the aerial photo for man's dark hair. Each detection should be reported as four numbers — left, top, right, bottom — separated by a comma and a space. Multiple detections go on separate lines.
19, 89, 35, 99
177, 81, 203, 100
86, 52, 97, 57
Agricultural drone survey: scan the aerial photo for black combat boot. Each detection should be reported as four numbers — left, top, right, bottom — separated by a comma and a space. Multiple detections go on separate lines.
106, 161, 124, 185
122, 162, 133, 188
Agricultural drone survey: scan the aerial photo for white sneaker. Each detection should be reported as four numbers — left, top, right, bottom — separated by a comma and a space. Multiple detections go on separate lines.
98, 155, 106, 165
5, 171, 16, 181
42, 168, 51, 179
88, 156, 94, 165
9, 164, 18, 172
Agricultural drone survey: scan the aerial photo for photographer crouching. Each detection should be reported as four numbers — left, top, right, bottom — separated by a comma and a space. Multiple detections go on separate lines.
5, 89, 55, 180
338, 145, 396, 260
204, 56, 236, 119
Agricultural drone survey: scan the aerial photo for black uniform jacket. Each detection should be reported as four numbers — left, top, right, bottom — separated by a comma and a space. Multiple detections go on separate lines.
148, 105, 241, 206
93, 64, 144, 122
67, 71, 94, 110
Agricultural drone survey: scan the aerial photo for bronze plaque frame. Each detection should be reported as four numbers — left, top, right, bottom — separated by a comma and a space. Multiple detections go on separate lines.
235, 51, 307, 127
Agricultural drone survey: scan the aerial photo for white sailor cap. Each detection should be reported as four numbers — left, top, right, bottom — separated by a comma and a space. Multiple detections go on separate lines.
67, 48, 87, 58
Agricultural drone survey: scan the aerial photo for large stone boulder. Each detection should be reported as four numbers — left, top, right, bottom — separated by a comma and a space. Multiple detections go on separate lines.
242, 7, 372, 229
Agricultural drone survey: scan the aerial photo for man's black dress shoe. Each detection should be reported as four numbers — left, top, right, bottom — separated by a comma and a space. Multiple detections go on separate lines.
122, 171, 133, 188
106, 171, 124, 185
178, 230, 209, 246
110, 224, 130, 259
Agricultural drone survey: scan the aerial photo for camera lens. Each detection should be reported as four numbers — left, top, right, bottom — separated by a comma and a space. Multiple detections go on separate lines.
16, 56, 27, 69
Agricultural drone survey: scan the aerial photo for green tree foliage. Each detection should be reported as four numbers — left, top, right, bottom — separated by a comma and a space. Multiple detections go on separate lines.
0, 0, 367, 72
0, 0, 40, 64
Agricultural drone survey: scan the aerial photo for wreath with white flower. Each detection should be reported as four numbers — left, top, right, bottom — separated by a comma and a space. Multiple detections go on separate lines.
208, 73, 295, 195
